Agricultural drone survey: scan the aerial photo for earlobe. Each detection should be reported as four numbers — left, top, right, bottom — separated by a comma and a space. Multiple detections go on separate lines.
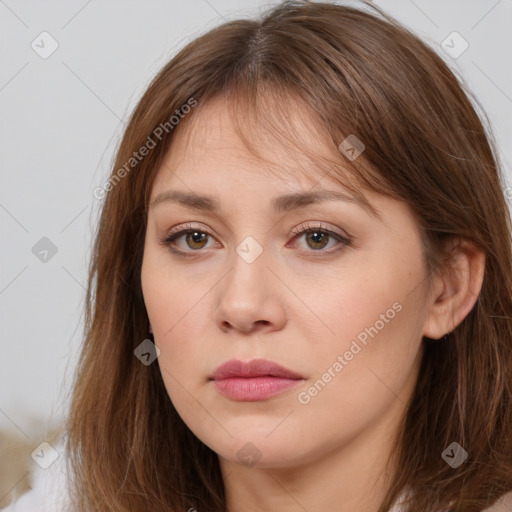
422, 238, 486, 340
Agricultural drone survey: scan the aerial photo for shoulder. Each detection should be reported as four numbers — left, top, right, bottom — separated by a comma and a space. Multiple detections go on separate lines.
1, 434, 73, 512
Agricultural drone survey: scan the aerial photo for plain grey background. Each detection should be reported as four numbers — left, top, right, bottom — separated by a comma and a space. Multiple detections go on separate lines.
1, 0, 511, 451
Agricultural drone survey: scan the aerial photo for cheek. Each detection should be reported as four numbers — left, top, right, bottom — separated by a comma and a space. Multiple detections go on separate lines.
292, 300, 422, 452
141, 253, 195, 374
297, 247, 426, 400
141, 246, 198, 336
302, 253, 419, 349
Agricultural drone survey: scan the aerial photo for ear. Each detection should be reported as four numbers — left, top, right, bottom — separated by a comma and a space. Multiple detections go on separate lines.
422, 238, 486, 340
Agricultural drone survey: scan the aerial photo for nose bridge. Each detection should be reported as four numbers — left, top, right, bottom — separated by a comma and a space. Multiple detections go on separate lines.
225, 234, 269, 300
213, 233, 284, 333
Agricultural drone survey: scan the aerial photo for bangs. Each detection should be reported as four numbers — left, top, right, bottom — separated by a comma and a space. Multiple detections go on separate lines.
173, 78, 398, 221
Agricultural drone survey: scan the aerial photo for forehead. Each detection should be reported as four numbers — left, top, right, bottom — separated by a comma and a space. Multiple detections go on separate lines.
152, 93, 360, 192
148, 95, 387, 222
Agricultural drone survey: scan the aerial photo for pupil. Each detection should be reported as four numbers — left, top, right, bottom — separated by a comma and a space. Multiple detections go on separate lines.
192, 231, 203, 243
187, 231, 207, 248
308, 231, 327, 249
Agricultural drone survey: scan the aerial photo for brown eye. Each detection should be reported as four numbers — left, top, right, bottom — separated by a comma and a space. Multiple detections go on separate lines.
161, 222, 351, 259
183, 230, 209, 250
161, 226, 216, 257
304, 230, 330, 250
290, 223, 351, 255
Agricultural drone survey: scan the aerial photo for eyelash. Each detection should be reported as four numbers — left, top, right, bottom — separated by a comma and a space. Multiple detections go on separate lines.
159, 222, 352, 258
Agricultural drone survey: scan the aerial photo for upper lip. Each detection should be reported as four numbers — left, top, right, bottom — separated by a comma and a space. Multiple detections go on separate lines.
210, 358, 303, 380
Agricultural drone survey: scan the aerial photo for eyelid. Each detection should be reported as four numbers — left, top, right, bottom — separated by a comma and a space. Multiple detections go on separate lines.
163, 221, 350, 240
290, 221, 349, 239
165, 222, 209, 238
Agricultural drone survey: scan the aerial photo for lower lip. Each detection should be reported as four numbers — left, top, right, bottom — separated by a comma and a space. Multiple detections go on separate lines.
212, 376, 303, 401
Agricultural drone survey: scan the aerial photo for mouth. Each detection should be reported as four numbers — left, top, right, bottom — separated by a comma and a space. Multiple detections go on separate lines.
209, 358, 305, 401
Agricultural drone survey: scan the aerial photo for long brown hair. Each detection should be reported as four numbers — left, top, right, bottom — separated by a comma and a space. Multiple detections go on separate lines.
65, 1, 512, 510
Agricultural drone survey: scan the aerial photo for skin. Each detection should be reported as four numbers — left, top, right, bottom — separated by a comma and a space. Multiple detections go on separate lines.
140, 95, 485, 512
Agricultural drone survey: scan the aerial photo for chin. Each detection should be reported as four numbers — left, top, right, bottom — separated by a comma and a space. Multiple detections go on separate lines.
195, 429, 317, 469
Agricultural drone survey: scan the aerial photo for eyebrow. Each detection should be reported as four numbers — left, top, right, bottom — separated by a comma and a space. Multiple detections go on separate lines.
150, 189, 381, 219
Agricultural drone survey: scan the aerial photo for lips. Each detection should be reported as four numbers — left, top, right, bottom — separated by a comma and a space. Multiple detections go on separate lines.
210, 359, 304, 401
210, 358, 303, 380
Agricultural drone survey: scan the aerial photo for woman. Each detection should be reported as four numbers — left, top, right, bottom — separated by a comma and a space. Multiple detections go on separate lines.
4, 1, 512, 511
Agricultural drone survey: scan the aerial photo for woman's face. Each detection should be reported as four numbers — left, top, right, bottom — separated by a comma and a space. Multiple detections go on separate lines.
141, 96, 432, 470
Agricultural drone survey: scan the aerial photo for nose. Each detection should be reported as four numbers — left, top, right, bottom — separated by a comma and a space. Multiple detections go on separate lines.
212, 244, 287, 335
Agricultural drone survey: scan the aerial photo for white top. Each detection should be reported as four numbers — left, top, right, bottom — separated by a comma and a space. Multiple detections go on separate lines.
2, 437, 511, 512
1, 435, 72, 512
